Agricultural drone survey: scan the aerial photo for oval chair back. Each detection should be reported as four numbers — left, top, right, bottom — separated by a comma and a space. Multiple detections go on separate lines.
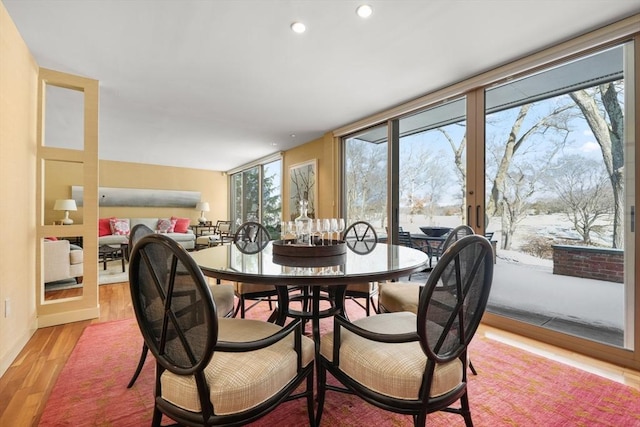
342, 221, 377, 254
417, 234, 493, 372
130, 234, 218, 373
233, 221, 271, 254
129, 224, 154, 251
441, 224, 475, 253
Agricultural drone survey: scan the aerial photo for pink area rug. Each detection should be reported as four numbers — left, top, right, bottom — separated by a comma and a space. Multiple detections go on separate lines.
39, 300, 640, 426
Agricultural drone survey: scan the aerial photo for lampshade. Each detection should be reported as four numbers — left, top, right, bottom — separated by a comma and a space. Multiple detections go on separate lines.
196, 202, 210, 212
196, 201, 210, 224
54, 199, 77, 211
53, 199, 77, 225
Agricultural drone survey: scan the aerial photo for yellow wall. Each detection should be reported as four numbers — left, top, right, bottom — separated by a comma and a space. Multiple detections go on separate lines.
0, 2, 39, 375
98, 160, 227, 223
284, 132, 338, 219
43, 160, 227, 226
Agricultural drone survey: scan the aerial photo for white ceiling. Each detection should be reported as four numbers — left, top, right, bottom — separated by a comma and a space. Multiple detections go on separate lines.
4, 0, 639, 171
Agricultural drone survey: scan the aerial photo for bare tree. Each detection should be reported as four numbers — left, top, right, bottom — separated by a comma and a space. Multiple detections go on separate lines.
570, 82, 624, 248
547, 155, 613, 244
487, 103, 572, 216
438, 126, 466, 220
500, 167, 535, 249
487, 103, 572, 248
345, 138, 387, 225
398, 145, 433, 223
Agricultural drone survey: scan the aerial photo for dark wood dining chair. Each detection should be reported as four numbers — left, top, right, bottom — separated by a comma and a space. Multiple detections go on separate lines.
232, 221, 279, 318
129, 233, 315, 426
341, 221, 379, 315
317, 235, 493, 427
126, 224, 235, 388
378, 224, 479, 375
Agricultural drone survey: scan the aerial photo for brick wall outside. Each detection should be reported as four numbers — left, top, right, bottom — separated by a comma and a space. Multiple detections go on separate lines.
552, 245, 624, 283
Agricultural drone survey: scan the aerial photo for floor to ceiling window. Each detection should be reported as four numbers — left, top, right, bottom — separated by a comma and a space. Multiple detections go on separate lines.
484, 43, 634, 348
343, 123, 388, 230
229, 156, 282, 238
339, 28, 638, 369
398, 99, 467, 233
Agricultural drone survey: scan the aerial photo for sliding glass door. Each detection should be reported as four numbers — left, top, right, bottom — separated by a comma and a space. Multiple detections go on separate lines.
343, 99, 467, 244
483, 43, 635, 348
341, 39, 637, 363
398, 100, 467, 233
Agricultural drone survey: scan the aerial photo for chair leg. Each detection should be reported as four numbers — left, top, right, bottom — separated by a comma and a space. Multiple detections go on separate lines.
469, 360, 478, 375
368, 296, 377, 315
232, 300, 242, 318
151, 406, 163, 427
306, 367, 315, 427
127, 343, 149, 388
315, 362, 327, 426
460, 391, 473, 427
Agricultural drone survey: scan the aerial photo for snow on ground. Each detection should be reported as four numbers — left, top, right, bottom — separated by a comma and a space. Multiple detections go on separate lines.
400, 213, 623, 331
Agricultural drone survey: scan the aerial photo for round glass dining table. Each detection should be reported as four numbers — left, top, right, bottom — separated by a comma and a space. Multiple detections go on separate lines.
190, 241, 428, 349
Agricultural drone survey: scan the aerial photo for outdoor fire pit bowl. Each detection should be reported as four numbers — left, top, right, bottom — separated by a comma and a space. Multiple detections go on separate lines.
419, 226, 452, 237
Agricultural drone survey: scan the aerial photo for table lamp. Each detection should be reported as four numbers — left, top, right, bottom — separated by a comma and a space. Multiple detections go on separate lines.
54, 199, 77, 225
196, 201, 210, 224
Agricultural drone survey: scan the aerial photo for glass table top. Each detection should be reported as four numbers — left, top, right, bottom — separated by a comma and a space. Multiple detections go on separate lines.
189, 241, 428, 285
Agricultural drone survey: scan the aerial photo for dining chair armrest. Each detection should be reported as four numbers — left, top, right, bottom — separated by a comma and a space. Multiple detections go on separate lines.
217, 318, 303, 352
217, 319, 306, 370
332, 314, 419, 365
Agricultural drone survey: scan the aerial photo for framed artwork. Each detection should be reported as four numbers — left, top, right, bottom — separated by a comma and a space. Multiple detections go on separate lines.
289, 159, 317, 220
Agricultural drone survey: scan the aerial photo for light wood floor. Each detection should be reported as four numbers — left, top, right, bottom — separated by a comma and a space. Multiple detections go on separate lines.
1, 282, 639, 426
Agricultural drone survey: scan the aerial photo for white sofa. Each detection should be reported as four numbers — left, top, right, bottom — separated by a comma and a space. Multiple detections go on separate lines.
99, 218, 196, 250
44, 239, 84, 283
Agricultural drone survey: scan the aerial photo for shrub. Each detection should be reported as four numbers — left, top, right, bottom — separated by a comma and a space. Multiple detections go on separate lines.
520, 235, 554, 259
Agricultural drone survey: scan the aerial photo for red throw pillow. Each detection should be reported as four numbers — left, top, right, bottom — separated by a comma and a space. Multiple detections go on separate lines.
99, 217, 115, 237
45, 236, 58, 241
172, 217, 190, 233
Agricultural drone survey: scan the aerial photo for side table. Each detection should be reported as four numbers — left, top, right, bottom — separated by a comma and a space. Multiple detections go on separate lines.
98, 244, 126, 272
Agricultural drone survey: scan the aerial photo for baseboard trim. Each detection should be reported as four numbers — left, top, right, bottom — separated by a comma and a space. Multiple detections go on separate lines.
0, 326, 36, 378
37, 306, 100, 328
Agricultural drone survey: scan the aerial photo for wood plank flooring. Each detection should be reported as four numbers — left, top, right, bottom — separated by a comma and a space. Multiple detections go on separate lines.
1, 281, 638, 426
0, 282, 133, 426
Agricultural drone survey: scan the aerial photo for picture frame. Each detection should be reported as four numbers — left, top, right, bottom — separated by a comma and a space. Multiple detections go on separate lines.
289, 159, 317, 220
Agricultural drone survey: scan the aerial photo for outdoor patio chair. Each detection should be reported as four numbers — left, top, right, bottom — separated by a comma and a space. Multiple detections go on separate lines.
316, 235, 493, 427
129, 234, 315, 426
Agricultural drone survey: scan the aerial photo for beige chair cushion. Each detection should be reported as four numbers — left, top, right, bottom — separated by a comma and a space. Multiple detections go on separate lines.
378, 281, 421, 313
320, 312, 462, 400
209, 284, 235, 317
234, 282, 275, 295
346, 282, 376, 294
161, 318, 314, 415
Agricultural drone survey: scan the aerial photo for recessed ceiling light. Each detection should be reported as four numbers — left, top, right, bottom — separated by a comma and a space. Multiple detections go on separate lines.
290, 134, 296, 138
291, 22, 306, 33
356, 5, 373, 18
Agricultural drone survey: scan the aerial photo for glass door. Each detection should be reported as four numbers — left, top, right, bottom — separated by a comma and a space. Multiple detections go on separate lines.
398, 99, 467, 232
343, 123, 388, 233
483, 43, 635, 348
